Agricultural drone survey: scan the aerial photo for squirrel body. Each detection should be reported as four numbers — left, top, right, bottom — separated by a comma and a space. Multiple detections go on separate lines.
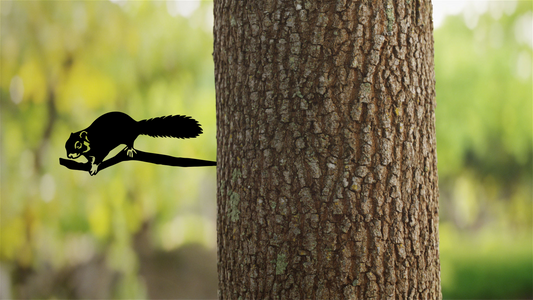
65, 111, 202, 175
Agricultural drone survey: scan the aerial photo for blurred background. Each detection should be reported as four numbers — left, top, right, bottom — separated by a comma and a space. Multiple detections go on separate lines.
0, 1, 531, 299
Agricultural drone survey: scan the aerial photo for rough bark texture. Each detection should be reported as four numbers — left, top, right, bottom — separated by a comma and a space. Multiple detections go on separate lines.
214, 1, 440, 299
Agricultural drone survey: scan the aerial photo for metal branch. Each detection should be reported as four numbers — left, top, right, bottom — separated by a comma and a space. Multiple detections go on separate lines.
60, 147, 216, 174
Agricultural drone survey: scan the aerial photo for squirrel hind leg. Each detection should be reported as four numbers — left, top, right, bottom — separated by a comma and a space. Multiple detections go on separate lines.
125, 146, 137, 158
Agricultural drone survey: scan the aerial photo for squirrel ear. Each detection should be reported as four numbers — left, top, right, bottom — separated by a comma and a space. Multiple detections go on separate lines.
79, 131, 89, 141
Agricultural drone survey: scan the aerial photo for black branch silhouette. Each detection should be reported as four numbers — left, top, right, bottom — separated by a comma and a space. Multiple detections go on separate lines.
60, 147, 216, 174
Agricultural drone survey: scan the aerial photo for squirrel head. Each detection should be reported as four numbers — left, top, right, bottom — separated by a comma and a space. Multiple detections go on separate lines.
65, 131, 90, 159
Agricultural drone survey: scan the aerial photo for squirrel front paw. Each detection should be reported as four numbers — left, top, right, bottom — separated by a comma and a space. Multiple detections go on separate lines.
89, 164, 99, 176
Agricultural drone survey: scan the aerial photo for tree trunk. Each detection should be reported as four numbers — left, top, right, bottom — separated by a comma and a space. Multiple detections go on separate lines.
214, 1, 440, 299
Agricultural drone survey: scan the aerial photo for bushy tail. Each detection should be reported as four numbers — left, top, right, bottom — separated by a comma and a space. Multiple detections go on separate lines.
138, 115, 203, 139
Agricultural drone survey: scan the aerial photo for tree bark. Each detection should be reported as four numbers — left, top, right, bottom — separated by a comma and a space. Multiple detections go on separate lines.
215, 1, 440, 299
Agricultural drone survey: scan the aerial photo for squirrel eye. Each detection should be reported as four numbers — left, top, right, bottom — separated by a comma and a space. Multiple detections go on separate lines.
75, 141, 82, 149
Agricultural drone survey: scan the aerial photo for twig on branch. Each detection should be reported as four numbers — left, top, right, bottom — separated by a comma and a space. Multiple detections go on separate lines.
60, 147, 216, 174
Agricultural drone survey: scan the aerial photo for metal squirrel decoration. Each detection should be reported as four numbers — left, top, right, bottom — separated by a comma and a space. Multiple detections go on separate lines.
60, 111, 216, 175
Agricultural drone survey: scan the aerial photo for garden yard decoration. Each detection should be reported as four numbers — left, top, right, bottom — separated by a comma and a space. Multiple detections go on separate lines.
60, 111, 216, 175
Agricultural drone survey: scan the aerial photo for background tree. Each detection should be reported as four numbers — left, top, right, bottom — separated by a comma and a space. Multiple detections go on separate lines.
215, 1, 441, 299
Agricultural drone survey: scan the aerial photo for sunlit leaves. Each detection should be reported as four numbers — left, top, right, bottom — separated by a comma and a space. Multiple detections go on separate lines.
18, 57, 48, 104
88, 200, 111, 240
0, 218, 25, 261
57, 61, 118, 111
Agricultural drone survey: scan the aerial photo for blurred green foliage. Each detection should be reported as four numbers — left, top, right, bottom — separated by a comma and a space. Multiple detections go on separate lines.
434, 2, 532, 298
0, 1, 531, 299
435, 3, 532, 183
1, 1, 216, 298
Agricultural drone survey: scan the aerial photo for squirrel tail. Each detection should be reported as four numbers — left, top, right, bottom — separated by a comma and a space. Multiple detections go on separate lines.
137, 115, 203, 139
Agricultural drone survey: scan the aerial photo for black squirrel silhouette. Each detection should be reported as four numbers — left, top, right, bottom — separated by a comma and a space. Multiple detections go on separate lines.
65, 111, 203, 175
